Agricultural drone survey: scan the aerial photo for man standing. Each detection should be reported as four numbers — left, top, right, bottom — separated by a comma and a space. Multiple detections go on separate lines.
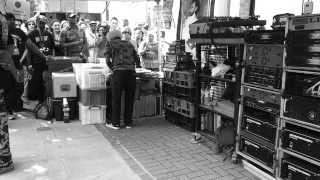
182, 0, 199, 58
26, 15, 54, 102
5, 13, 27, 116
86, 21, 98, 58
105, 30, 141, 129
60, 13, 89, 58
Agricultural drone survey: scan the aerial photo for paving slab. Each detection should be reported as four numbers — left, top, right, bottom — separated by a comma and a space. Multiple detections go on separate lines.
2, 114, 140, 180
96, 117, 258, 180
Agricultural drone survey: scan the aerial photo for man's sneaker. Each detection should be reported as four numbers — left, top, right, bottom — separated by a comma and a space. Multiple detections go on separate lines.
125, 125, 132, 129
105, 123, 120, 130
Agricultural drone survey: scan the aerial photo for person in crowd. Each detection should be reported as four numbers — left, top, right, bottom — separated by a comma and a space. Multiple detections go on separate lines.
25, 18, 36, 34
60, 13, 89, 58
134, 28, 144, 49
86, 21, 98, 58
182, 0, 199, 58
96, 25, 108, 58
60, 20, 69, 32
109, 17, 120, 32
51, 20, 63, 56
0, 12, 21, 174
15, 19, 22, 29
104, 30, 141, 130
78, 21, 88, 31
26, 15, 54, 103
138, 31, 159, 70
5, 13, 27, 118
122, 27, 137, 51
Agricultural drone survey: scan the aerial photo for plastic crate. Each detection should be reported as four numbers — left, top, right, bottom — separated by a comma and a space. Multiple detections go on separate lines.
175, 86, 196, 102
79, 103, 106, 125
175, 71, 195, 88
174, 98, 196, 118
72, 63, 111, 90
79, 89, 107, 106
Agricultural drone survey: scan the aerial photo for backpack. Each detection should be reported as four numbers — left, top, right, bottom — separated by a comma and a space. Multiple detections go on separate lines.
34, 98, 52, 120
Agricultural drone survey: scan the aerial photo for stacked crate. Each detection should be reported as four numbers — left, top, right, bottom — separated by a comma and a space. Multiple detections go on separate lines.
163, 69, 196, 131
73, 63, 111, 125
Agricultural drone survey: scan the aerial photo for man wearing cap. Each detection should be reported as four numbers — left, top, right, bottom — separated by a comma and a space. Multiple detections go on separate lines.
105, 30, 141, 130
60, 13, 89, 57
26, 15, 54, 102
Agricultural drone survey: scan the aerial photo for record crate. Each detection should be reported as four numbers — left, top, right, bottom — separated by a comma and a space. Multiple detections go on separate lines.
165, 109, 195, 132
174, 71, 196, 88
163, 81, 175, 96
175, 86, 196, 102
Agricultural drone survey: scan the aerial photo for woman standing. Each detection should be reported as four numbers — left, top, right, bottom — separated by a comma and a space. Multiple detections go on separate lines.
51, 20, 63, 56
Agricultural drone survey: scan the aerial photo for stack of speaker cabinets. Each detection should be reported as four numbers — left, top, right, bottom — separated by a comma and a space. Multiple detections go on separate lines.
279, 14, 320, 179
236, 30, 285, 177
73, 64, 110, 125
51, 72, 78, 122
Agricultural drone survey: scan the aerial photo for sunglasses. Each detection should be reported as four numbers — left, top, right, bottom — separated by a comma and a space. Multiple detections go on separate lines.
122, 31, 131, 34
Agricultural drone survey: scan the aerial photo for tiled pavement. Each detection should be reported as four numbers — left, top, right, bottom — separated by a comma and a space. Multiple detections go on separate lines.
96, 117, 258, 180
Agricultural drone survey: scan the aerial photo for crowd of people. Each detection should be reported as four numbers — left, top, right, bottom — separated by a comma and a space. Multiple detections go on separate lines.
0, 11, 161, 173
2, 12, 160, 119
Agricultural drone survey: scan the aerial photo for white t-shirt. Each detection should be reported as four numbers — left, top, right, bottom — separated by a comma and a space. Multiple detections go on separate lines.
182, 13, 198, 58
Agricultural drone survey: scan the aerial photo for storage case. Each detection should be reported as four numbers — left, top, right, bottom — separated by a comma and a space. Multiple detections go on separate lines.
52, 73, 77, 98
239, 136, 275, 168
175, 71, 196, 88
281, 156, 320, 180
79, 103, 106, 125
285, 72, 320, 98
73, 63, 111, 90
80, 89, 107, 106
52, 98, 78, 121
174, 98, 195, 118
242, 115, 277, 143
283, 94, 320, 125
282, 124, 320, 161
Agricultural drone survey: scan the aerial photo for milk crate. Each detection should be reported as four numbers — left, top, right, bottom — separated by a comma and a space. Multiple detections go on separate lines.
79, 103, 106, 125
174, 98, 196, 118
175, 86, 196, 102
73, 63, 111, 90
79, 89, 107, 106
175, 71, 196, 88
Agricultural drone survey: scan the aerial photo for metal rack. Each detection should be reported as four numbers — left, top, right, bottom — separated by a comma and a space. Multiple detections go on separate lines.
235, 30, 286, 179
193, 38, 243, 141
